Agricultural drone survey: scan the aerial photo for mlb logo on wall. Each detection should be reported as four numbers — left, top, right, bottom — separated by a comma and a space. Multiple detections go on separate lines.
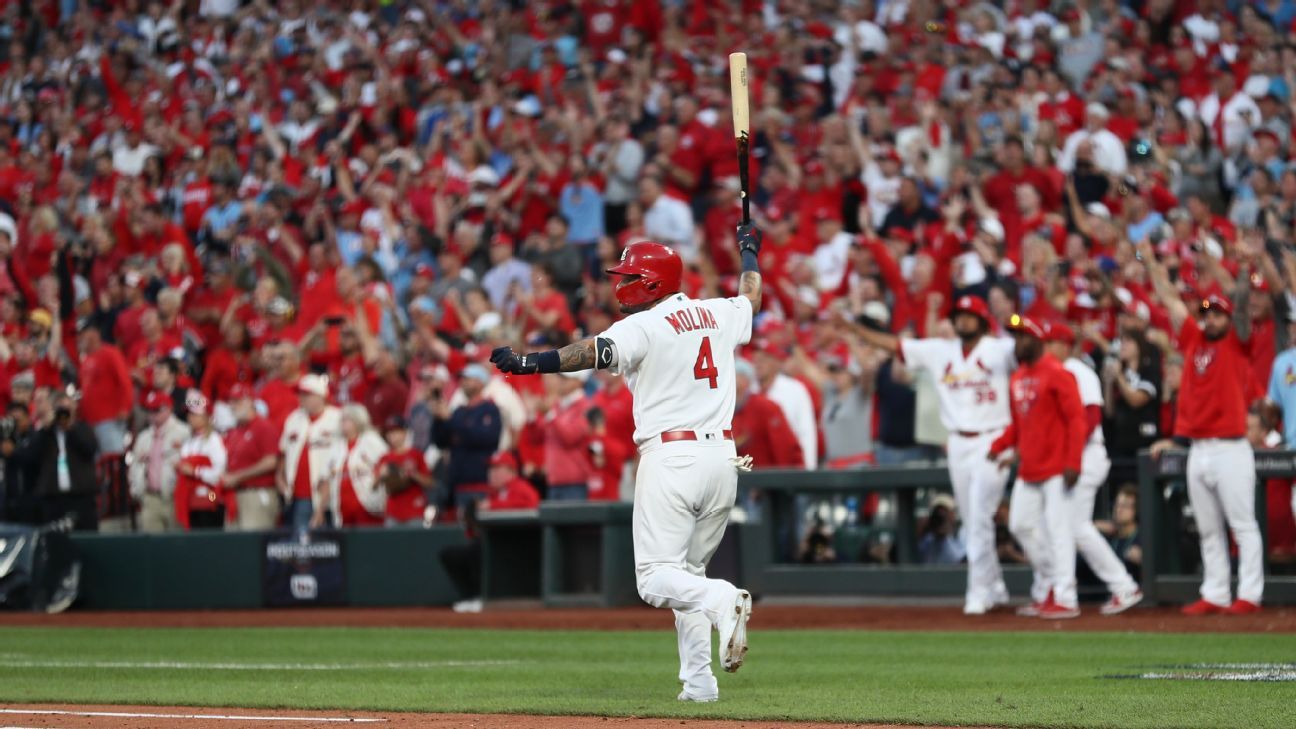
289, 574, 319, 600
263, 531, 347, 607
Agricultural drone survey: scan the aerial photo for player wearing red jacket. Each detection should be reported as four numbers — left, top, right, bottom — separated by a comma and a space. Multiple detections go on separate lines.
1145, 239, 1264, 615
988, 315, 1086, 619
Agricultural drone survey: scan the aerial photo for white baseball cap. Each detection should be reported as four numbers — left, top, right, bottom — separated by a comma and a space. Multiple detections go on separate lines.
297, 374, 330, 398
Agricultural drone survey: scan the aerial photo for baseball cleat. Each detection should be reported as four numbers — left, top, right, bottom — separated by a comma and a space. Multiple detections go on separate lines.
719, 590, 752, 673
1225, 599, 1261, 615
1037, 602, 1080, 619
1100, 589, 1143, 616
1181, 599, 1229, 616
678, 689, 719, 703
1016, 600, 1046, 617
962, 601, 988, 616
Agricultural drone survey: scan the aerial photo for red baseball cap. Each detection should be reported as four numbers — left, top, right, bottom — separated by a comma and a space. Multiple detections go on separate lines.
1043, 321, 1076, 345
885, 227, 915, 244
1006, 314, 1046, 339
227, 383, 255, 400
1250, 272, 1272, 293
144, 391, 172, 411
414, 263, 436, 280
1200, 293, 1234, 315
753, 339, 787, 359
951, 294, 992, 323
489, 451, 519, 470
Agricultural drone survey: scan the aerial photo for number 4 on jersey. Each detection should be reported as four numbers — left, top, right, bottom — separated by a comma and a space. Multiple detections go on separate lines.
693, 336, 719, 389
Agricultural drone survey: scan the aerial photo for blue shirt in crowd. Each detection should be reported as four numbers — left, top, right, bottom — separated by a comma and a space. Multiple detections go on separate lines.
1268, 346, 1296, 447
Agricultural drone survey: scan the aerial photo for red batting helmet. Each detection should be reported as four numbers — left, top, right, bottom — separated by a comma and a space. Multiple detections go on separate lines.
606, 241, 683, 308
1006, 313, 1046, 339
951, 294, 992, 324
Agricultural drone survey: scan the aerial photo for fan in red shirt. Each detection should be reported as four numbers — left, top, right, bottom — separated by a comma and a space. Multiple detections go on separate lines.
377, 417, 431, 525
75, 323, 134, 451
257, 341, 304, 434
988, 314, 1086, 618
482, 451, 541, 511
221, 384, 282, 530
731, 360, 805, 468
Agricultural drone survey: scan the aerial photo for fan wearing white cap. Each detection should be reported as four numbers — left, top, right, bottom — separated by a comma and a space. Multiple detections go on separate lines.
175, 390, 228, 530
1057, 102, 1128, 175
278, 373, 343, 531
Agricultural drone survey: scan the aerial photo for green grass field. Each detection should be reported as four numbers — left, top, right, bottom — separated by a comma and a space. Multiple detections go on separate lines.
1, 626, 1293, 728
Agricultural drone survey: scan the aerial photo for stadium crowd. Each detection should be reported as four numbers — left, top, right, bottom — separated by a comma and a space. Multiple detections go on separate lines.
0, 0, 1293, 568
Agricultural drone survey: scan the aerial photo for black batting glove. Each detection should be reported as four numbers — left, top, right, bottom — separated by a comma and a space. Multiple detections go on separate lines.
737, 223, 762, 255
489, 346, 538, 375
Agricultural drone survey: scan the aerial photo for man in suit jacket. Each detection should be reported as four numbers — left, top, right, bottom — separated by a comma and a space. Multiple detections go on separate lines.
34, 389, 100, 530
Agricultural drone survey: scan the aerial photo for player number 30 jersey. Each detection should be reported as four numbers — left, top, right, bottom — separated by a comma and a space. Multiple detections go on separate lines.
599, 293, 753, 446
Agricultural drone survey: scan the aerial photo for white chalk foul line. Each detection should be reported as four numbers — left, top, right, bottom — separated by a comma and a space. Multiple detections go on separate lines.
0, 709, 384, 723
0, 658, 518, 671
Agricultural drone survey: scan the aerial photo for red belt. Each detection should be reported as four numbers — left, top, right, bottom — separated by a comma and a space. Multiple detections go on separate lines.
956, 430, 989, 438
660, 430, 733, 443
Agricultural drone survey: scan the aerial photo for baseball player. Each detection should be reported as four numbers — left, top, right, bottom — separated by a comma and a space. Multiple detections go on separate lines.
849, 294, 1014, 614
1041, 322, 1143, 615
988, 315, 1086, 619
490, 225, 763, 702
1145, 242, 1263, 614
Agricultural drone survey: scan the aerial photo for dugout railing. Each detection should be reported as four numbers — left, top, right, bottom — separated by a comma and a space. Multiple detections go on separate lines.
737, 466, 1033, 598
1137, 448, 1296, 604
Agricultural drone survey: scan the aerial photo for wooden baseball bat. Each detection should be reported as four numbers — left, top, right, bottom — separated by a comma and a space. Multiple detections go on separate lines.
729, 51, 751, 225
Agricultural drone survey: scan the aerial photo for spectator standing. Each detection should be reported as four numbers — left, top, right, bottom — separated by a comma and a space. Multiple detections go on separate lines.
278, 374, 343, 531
751, 343, 818, 470
377, 417, 430, 526
333, 405, 390, 527
1101, 332, 1162, 487
731, 359, 804, 469
560, 156, 605, 248
989, 315, 1086, 619
221, 385, 281, 530
1058, 104, 1128, 176
797, 343, 881, 469
640, 175, 696, 264
75, 322, 133, 456
432, 364, 502, 514
542, 371, 594, 501
1, 401, 38, 524
361, 351, 410, 431
127, 391, 189, 532
174, 391, 228, 530
595, 117, 645, 235
1145, 243, 1264, 616
33, 390, 98, 530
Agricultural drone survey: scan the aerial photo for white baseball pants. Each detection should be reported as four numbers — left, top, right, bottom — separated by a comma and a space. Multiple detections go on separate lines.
1187, 439, 1263, 605
1009, 475, 1077, 608
633, 437, 743, 697
1069, 444, 1139, 597
947, 430, 1009, 608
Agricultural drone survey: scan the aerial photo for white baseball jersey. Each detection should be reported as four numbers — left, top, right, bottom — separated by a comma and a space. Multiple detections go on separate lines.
899, 336, 1014, 433
599, 293, 753, 446
1065, 357, 1105, 447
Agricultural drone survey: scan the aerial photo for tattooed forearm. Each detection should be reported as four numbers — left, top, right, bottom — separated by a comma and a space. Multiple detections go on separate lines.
558, 339, 596, 371
739, 271, 762, 310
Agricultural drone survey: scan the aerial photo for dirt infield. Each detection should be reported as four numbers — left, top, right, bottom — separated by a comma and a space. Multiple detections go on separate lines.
0, 705, 990, 729
0, 603, 1290, 632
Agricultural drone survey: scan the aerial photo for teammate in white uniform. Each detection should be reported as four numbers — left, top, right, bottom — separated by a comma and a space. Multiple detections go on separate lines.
491, 228, 764, 702
1042, 322, 1143, 616
850, 295, 1014, 614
